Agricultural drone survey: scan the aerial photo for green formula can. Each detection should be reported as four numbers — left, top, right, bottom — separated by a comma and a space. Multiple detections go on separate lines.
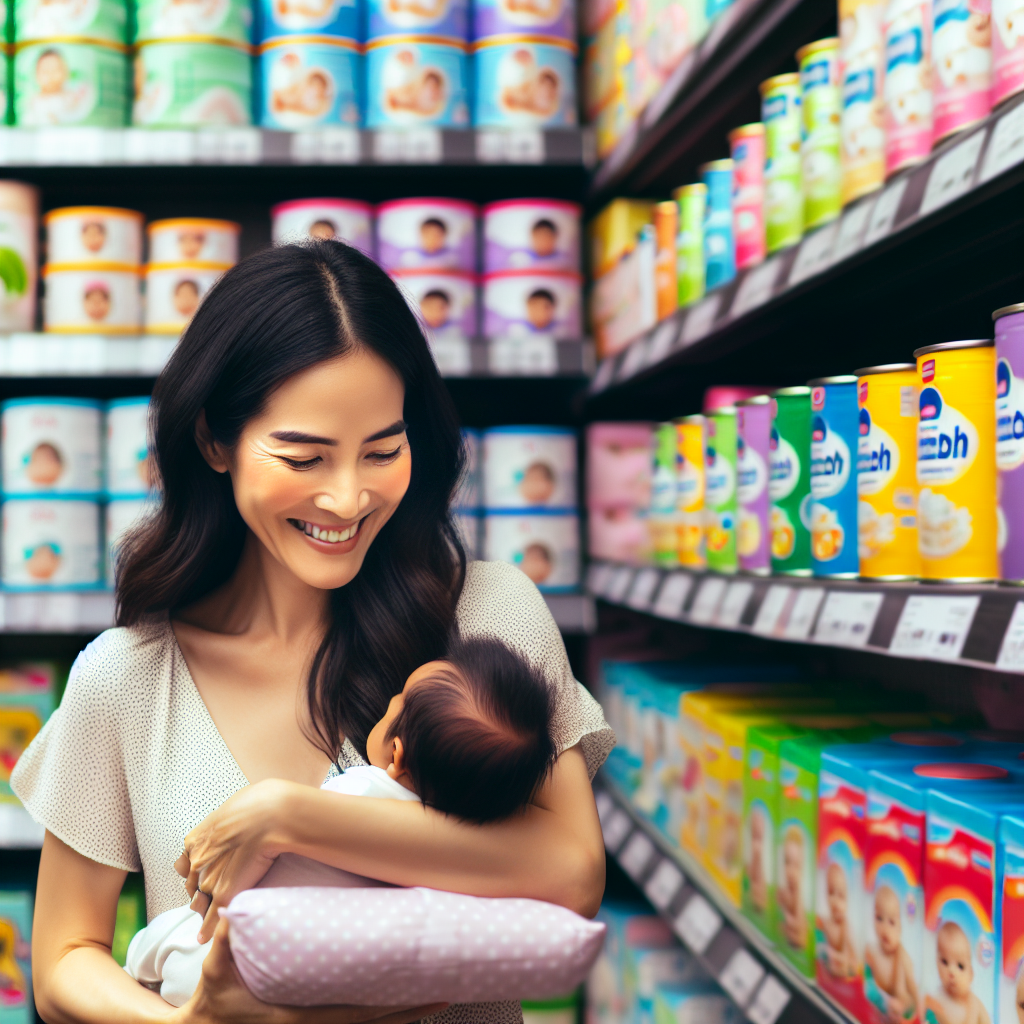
133, 38, 252, 127
14, 40, 128, 126
134, 0, 251, 44
650, 421, 679, 567
14, 0, 128, 44
705, 406, 738, 574
770, 386, 812, 575
796, 38, 841, 231
673, 182, 705, 308
760, 72, 802, 254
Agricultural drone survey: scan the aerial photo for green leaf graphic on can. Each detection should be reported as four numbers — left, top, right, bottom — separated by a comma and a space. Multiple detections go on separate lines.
0, 247, 28, 297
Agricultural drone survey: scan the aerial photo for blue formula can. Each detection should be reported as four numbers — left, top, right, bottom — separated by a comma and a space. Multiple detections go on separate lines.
808, 375, 859, 577
365, 36, 469, 126
366, 0, 468, 41
256, 0, 357, 42
473, 35, 577, 127
472, 0, 574, 42
700, 158, 735, 291
258, 36, 361, 128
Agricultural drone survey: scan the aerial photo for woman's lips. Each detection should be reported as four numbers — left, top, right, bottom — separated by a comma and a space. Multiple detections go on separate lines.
288, 516, 364, 547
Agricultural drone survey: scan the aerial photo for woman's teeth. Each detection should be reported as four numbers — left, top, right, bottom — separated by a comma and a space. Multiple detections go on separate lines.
292, 519, 361, 544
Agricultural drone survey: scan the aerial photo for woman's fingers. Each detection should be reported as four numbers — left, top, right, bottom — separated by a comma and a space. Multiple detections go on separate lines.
190, 889, 212, 919
174, 851, 191, 879
198, 896, 224, 944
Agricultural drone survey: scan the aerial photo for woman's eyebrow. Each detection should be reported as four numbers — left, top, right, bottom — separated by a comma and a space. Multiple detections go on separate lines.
269, 430, 338, 445
363, 420, 407, 443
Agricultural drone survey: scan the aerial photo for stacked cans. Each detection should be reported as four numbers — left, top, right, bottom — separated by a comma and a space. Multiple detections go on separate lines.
144, 218, 239, 334
255, 0, 360, 128
586, 422, 651, 564
42, 206, 143, 334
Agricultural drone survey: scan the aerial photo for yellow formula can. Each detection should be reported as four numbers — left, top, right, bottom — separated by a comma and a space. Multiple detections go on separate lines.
914, 340, 998, 581
855, 363, 920, 579
675, 414, 706, 568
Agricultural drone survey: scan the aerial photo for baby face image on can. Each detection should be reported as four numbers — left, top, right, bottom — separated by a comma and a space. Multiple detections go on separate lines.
42, 265, 142, 333
15, 0, 128, 44
105, 397, 154, 497
135, 0, 253, 42
473, 37, 577, 128
483, 511, 579, 590
391, 269, 477, 339
482, 270, 581, 339
375, 198, 476, 272
482, 199, 580, 274
473, 0, 573, 39
366, 0, 467, 40
147, 218, 240, 265
258, 38, 361, 129
482, 426, 577, 510
365, 38, 469, 128
257, 0, 358, 39
144, 263, 228, 334
271, 199, 372, 252
2, 498, 101, 588
45, 207, 143, 265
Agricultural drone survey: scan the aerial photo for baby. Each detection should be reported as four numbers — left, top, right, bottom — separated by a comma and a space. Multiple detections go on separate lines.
747, 807, 767, 912
126, 633, 555, 1007
818, 862, 859, 979
778, 826, 807, 950
925, 922, 990, 1024
866, 885, 918, 1023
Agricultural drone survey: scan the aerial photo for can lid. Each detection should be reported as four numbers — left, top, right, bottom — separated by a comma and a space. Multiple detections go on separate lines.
710, 405, 737, 416
993, 302, 1024, 320
854, 362, 916, 375
654, 200, 677, 213
759, 72, 800, 94
912, 339, 993, 358
772, 385, 811, 396
728, 123, 765, 141
673, 414, 705, 424
912, 763, 1008, 780
672, 183, 707, 198
795, 36, 839, 63
736, 394, 771, 406
148, 217, 241, 234
44, 206, 144, 224
699, 158, 734, 174
807, 375, 857, 386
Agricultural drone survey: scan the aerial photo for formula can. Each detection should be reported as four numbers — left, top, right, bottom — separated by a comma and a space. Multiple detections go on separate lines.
367, 0, 467, 40
729, 123, 766, 271
42, 263, 142, 333
456, 427, 480, 509
809, 375, 860, 577
482, 199, 580, 274
474, 0, 573, 38
144, 262, 229, 334
700, 159, 735, 291
993, 0, 1024, 104
482, 269, 581, 338
473, 36, 577, 128
650, 421, 678, 566
737, 395, 772, 575
106, 496, 157, 580
483, 510, 580, 590
257, 36, 361, 129
587, 421, 651, 510
705, 407, 738, 574
44, 206, 142, 265
14, 40, 129, 126
482, 426, 577, 510
653, 200, 678, 321
797, 37, 842, 230
105, 397, 154, 497
761, 73, 803, 254
1, 398, 102, 496
1, 497, 101, 588
855, 363, 920, 579
256, 0, 358, 42
770, 386, 813, 575
376, 198, 476, 272
15, 0, 127, 43
148, 219, 239, 265
932, 0, 992, 139
995, 304, 1024, 581
883, 0, 934, 175
365, 37, 469, 128
675, 414, 706, 569
673, 183, 706, 306
914, 340, 997, 580
840, 0, 886, 203
135, 0, 252, 42
271, 198, 372, 251
391, 268, 477, 339
0, 181, 38, 333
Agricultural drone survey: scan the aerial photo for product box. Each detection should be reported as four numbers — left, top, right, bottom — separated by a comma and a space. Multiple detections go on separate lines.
0, 890, 33, 1024
0, 688, 55, 804
1000, 816, 1024, 1024
588, 198, 654, 279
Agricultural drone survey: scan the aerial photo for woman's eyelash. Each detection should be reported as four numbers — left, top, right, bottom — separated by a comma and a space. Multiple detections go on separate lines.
369, 446, 403, 462
280, 456, 321, 469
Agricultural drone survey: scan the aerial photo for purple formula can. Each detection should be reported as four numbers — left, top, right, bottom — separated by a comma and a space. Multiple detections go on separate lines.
391, 268, 477, 338
482, 199, 580, 273
482, 269, 581, 338
472, 0, 574, 41
375, 197, 477, 272
737, 395, 772, 574
995, 302, 1024, 581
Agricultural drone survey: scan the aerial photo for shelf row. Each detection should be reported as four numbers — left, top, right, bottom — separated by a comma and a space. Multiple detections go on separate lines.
587, 560, 1024, 673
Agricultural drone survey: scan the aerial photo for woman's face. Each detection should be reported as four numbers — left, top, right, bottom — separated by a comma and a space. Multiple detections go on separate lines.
205, 347, 411, 591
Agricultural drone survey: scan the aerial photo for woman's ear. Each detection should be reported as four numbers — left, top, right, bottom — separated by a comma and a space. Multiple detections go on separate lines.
195, 410, 229, 474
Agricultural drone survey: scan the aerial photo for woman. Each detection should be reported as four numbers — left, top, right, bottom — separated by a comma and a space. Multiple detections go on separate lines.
12, 241, 612, 1024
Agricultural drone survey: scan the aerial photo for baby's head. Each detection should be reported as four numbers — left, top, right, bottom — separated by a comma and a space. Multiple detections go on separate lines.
365, 634, 555, 823
937, 921, 973, 1000
874, 885, 901, 953
826, 862, 847, 923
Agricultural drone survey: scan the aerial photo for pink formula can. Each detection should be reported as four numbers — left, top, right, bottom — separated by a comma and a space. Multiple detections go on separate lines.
375, 198, 477, 273
482, 199, 580, 274
932, 0, 992, 141
703, 386, 771, 413
737, 396, 772, 574
992, 0, 1024, 104
271, 199, 373, 254
728, 123, 766, 271
586, 422, 652, 510
883, 0, 934, 174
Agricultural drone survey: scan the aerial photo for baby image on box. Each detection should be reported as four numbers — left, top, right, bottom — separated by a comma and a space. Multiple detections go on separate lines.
925, 906, 992, 1024
817, 849, 861, 981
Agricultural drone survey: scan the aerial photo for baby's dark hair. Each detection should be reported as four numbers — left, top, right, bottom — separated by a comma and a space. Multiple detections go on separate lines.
386, 633, 555, 823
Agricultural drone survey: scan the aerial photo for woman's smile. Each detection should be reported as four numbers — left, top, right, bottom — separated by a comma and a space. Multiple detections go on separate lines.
288, 515, 366, 549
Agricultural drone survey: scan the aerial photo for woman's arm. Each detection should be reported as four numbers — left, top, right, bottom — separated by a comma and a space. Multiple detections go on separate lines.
181, 744, 605, 943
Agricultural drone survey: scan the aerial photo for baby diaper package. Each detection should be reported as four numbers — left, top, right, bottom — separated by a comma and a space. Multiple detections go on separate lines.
1000, 816, 1024, 1024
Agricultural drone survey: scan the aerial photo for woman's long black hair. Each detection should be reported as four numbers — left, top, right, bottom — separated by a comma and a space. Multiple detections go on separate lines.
115, 240, 467, 759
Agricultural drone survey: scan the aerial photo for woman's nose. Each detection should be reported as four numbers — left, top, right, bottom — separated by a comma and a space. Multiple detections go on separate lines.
312, 465, 371, 521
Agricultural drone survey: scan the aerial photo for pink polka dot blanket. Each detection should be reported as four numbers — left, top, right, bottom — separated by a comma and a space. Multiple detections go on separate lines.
223, 886, 607, 1005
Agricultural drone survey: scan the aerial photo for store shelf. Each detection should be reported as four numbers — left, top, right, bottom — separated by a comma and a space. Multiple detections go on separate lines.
587, 560, 1024, 673
595, 776, 855, 1024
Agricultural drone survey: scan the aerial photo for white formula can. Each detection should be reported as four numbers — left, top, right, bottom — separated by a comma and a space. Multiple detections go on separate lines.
2, 497, 101, 588
455, 428, 480, 509
482, 425, 577, 509
144, 263, 229, 334
0, 180, 39, 333
391, 269, 477, 339
106, 495, 158, 581
454, 509, 480, 559
482, 199, 581, 273
42, 264, 142, 333
147, 218, 240, 265
271, 198, 373, 253
375, 198, 477, 272
2, 398, 102, 496
483, 510, 580, 590
106, 397, 154, 497
44, 206, 144, 265
482, 269, 581, 338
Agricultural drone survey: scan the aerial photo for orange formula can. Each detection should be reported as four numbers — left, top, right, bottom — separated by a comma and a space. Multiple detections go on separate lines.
654, 201, 678, 322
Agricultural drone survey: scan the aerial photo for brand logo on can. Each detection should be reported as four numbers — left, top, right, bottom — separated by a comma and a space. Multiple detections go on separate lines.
996, 358, 1024, 471
859, 380, 868, 405
811, 386, 825, 410
917, 386, 978, 483
922, 359, 936, 383
769, 429, 801, 500
858, 408, 901, 495
810, 415, 851, 498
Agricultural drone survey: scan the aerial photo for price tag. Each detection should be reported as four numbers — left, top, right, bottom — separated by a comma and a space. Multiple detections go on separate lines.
832, 198, 875, 263
681, 294, 721, 345
782, 587, 825, 640
36, 126, 107, 165
981, 102, 1024, 182
218, 128, 262, 164
752, 585, 793, 636
674, 894, 722, 954
619, 831, 656, 880
690, 577, 728, 625
719, 947, 766, 1007
746, 976, 791, 1024
587, 562, 614, 596
920, 130, 986, 215
373, 128, 443, 163
617, 336, 651, 381
996, 602, 1024, 670
429, 336, 472, 376
731, 259, 781, 319
813, 590, 884, 647
788, 221, 839, 286
595, 789, 614, 823
626, 568, 662, 611
645, 317, 680, 368
716, 581, 754, 627
602, 808, 633, 852
290, 128, 361, 164
889, 595, 980, 661
475, 128, 544, 164
863, 178, 909, 247
606, 566, 637, 603
591, 357, 618, 394
488, 335, 558, 375
652, 572, 695, 619
644, 859, 685, 910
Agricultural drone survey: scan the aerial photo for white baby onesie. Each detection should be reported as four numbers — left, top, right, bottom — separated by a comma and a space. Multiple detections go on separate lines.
125, 765, 420, 1007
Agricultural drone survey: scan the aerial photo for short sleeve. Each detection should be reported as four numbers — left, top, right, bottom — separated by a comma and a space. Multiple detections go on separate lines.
455, 560, 615, 779
11, 631, 141, 872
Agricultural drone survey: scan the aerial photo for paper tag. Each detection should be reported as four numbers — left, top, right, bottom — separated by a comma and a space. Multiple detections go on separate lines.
813, 590, 884, 647
218, 128, 262, 164
373, 128, 443, 163
681, 294, 722, 344
644, 859, 685, 910
690, 576, 728, 624
606, 566, 637, 603
674, 894, 722, 954
752, 585, 793, 635
476, 128, 544, 164
595, 789, 614, 823
488, 335, 558, 375
587, 562, 614, 596
645, 317, 680, 367
788, 222, 839, 286
716, 581, 754, 627
429, 336, 472, 376
719, 947, 766, 1007
996, 602, 1024, 670
981, 102, 1024, 182
290, 128, 361, 164
746, 976, 791, 1024
602, 808, 633, 852
652, 572, 695, 619
889, 595, 980, 661
832, 198, 875, 263
920, 130, 986, 215
591, 357, 618, 394
619, 831, 656, 880
863, 178, 909, 247
731, 259, 781, 319
626, 568, 662, 611
782, 587, 825, 640
617, 336, 651, 381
